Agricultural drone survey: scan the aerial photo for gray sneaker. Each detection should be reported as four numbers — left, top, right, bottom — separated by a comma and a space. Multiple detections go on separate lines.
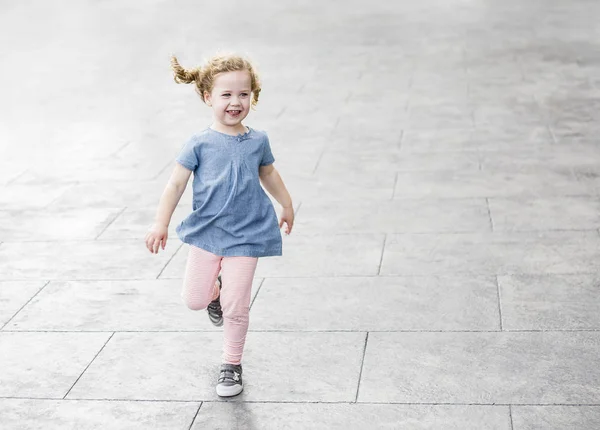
207, 276, 223, 327
216, 363, 243, 397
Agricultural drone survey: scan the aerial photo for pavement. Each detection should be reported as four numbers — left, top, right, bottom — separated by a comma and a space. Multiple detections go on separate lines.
1, 0, 600, 429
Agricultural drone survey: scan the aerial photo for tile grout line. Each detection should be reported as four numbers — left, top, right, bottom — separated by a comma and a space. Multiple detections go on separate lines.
293, 201, 303, 219
6, 169, 29, 185
311, 146, 327, 175
108, 141, 131, 157
249, 278, 266, 310
7, 328, 600, 334
0, 281, 51, 331
275, 106, 287, 119
42, 182, 80, 210
2, 396, 598, 406
151, 160, 175, 181
485, 198, 494, 232
398, 128, 405, 150
391, 173, 399, 200
94, 207, 127, 240
156, 242, 185, 279
509, 404, 514, 430
354, 332, 369, 402
377, 234, 387, 275
63, 332, 115, 399
495, 275, 504, 331
9, 268, 600, 283
187, 402, 203, 430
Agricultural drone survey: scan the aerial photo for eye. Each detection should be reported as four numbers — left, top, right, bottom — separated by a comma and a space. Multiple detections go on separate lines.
240, 92, 249, 97
222, 93, 230, 97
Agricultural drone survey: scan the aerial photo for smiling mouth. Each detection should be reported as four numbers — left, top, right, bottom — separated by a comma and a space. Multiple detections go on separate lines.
227, 110, 241, 115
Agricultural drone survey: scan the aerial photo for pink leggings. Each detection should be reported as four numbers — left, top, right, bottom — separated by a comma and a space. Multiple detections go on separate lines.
181, 245, 258, 365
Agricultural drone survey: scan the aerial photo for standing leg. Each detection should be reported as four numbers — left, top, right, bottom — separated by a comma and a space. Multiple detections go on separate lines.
219, 256, 258, 365
181, 245, 222, 310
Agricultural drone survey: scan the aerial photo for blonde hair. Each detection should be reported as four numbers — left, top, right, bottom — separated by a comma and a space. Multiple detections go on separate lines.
170, 54, 261, 108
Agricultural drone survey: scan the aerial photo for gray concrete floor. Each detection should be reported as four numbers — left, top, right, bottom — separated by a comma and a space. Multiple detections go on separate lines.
1, 0, 600, 429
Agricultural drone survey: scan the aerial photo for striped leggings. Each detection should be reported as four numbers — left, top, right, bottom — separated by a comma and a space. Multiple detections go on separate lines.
181, 245, 258, 365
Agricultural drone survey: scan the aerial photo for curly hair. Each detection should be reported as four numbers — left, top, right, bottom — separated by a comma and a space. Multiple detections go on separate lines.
170, 53, 261, 108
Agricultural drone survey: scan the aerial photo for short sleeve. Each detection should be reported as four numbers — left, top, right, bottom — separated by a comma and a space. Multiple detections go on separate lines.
176, 136, 200, 171
260, 134, 275, 166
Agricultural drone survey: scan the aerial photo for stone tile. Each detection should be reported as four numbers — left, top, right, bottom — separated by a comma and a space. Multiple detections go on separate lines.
472, 126, 554, 151
162, 236, 384, 278
0, 240, 176, 280
0, 208, 122, 241
335, 117, 409, 140
67, 331, 364, 402
0, 281, 46, 327
400, 129, 477, 153
0, 399, 199, 430
395, 151, 480, 171
250, 276, 500, 331
97, 205, 192, 240
241, 332, 365, 402
47, 180, 193, 210
314, 150, 405, 175
255, 234, 384, 277
66, 332, 222, 400
498, 274, 600, 331
358, 332, 600, 403
407, 104, 475, 129
0, 163, 27, 185
0, 332, 111, 398
488, 197, 600, 231
512, 406, 600, 430
284, 173, 397, 201
380, 231, 600, 275
316, 150, 479, 175
328, 127, 402, 146
294, 199, 490, 233
270, 145, 324, 177
393, 169, 588, 199
193, 403, 511, 430
480, 144, 600, 172
0, 183, 72, 211
13, 156, 170, 184
6, 279, 263, 331
473, 104, 544, 128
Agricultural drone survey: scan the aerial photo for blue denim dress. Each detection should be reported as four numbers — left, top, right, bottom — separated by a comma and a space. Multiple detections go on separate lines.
175, 127, 282, 257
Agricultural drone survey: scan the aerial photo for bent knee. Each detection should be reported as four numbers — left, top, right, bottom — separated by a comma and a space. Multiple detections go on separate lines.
223, 307, 250, 321
184, 296, 212, 311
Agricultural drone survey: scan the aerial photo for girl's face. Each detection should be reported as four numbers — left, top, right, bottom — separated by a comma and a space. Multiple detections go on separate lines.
205, 70, 252, 131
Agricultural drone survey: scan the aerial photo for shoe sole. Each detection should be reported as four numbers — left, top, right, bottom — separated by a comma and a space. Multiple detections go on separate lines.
209, 317, 223, 327
216, 383, 243, 397
208, 275, 223, 327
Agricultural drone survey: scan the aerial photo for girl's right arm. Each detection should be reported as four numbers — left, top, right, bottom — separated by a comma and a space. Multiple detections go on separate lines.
145, 163, 192, 254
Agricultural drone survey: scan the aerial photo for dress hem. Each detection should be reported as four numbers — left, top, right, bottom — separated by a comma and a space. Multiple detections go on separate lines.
179, 238, 282, 258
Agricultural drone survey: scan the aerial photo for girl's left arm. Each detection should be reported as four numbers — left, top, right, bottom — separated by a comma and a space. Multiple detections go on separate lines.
259, 164, 294, 234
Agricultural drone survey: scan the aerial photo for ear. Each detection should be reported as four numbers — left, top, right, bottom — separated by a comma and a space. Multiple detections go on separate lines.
204, 91, 212, 106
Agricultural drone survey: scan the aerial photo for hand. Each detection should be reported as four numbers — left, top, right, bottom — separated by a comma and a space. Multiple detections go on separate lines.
145, 223, 168, 254
279, 206, 294, 235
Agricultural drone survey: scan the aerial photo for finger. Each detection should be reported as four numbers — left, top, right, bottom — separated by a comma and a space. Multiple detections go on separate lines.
279, 217, 284, 228
161, 237, 166, 250
146, 238, 153, 253
152, 239, 160, 254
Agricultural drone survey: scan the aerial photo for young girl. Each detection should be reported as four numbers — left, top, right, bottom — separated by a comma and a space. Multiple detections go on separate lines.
144, 53, 294, 397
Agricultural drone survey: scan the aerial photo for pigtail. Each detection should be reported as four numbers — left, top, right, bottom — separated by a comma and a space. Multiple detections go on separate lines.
170, 55, 201, 84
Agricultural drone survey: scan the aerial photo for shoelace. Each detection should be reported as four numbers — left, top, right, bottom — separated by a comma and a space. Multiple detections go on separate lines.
219, 367, 241, 383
